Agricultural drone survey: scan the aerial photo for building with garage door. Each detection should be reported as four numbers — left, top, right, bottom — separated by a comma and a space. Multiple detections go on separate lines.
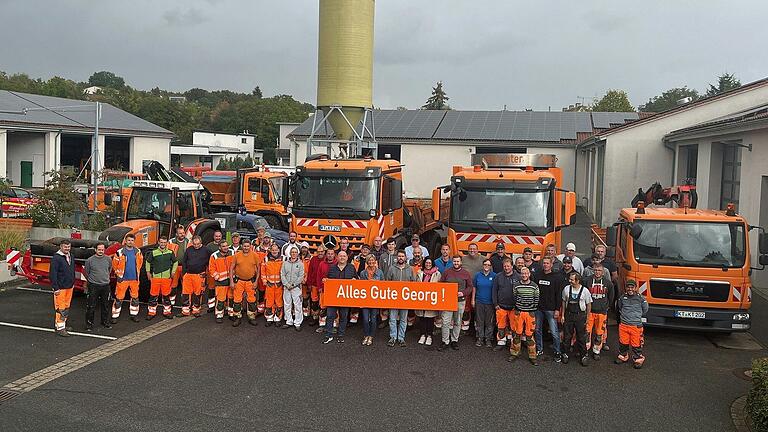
287, 109, 639, 199
0, 90, 173, 188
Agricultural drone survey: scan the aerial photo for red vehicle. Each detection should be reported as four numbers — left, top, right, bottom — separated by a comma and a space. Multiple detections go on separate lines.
1, 187, 39, 217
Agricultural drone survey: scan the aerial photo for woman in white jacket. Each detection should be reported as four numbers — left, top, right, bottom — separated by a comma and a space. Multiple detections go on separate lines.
415, 257, 441, 346
280, 246, 305, 330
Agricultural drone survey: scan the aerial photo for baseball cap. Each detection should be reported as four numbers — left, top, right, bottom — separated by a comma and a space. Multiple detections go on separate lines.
496, 242, 505, 250
566, 242, 576, 251
361, 243, 371, 250
562, 256, 573, 264
411, 234, 420, 241
523, 246, 533, 253
626, 279, 637, 287
299, 241, 310, 249
231, 232, 240, 238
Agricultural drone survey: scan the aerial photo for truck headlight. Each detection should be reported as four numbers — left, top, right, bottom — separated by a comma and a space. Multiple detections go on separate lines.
733, 313, 750, 321
369, 209, 377, 218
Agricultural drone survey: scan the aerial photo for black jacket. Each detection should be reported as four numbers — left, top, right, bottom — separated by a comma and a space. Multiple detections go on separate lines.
327, 263, 357, 280
535, 270, 567, 311
182, 246, 212, 275
49, 252, 75, 290
492, 272, 516, 310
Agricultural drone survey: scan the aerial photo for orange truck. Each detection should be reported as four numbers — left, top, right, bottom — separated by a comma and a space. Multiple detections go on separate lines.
443, 154, 576, 257
16, 180, 221, 293
200, 167, 290, 230
289, 155, 446, 254
596, 203, 768, 332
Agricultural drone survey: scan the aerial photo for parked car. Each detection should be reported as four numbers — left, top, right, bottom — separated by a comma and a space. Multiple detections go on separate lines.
235, 213, 289, 247
1, 187, 39, 217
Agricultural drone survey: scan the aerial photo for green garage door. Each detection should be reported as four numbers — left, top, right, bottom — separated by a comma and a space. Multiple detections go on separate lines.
20, 161, 33, 188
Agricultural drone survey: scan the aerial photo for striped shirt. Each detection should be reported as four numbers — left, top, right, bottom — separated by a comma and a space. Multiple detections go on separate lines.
513, 281, 540, 312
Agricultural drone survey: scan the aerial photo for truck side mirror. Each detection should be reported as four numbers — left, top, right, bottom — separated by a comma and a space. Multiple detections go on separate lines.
605, 226, 617, 247
759, 232, 768, 255
564, 191, 576, 226
432, 188, 441, 220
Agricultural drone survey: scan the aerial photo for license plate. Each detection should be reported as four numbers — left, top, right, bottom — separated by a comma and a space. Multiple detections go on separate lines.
319, 224, 341, 232
675, 310, 705, 319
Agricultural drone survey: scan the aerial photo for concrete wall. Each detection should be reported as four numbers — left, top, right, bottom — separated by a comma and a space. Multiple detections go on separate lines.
589, 84, 768, 226
734, 129, 768, 288
6, 131, 46, 187
131, 136, 170, 172
400, 143, 473, 198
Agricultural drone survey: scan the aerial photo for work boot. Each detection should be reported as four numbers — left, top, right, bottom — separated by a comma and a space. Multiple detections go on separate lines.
102, 322, 112, 329
232, 318, 242, 327
475, 338, 482, 347
530, 357, 539, 366
56, 329, 71, 337
580, 355, 589, 367
615, 353, 629, 364
131, 315, 140, 322
561, 353, 570, 364
592, 351, 601, 361
248, 319, 259, 326
437, 342, 449, 352
485, 340, 493, 348
146, 315, 155, 321
281, 324, 291, 329
164, 314, 173, 320
507, 354, 517, 362
215, 317, 223, 324
111, 318, 118, 324
85, 323, 93, 332
450, 341, 459, 350
387, 338, 396, 347
265, 321, 273, 327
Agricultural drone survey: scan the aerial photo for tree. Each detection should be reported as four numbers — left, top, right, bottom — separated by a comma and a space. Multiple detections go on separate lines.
639, 87, 700, 112
706, 73, 741, 97
592, 89, 634, 112
88, 71, 126, 89
422, 81, 450, 110
252, 86, 263, 98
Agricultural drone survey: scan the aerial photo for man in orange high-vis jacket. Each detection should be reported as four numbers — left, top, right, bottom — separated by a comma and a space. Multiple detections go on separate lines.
261, 243, 284, 326
168, 225, 190, 306
209, 240, 234, 323
230, 238, 261, 327
112, 234, 143, 323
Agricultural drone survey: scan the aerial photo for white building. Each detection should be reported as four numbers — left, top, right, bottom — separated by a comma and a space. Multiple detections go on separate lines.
192, 130, 257, 159
277, 122, 301, 166
287, 110, 638, 199
0, 90, 173, 188
170, 144, 249, 170
576, 77, 768, 227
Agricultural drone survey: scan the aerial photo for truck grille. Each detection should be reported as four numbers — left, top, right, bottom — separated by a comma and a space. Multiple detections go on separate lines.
649, 279, 730, 302
298, 234, 367, 253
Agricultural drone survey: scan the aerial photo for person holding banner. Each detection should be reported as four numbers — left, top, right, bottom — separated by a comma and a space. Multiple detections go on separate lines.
358, 254, 383, 346
322, 250, 356, 344
415, 257, 441, 346
306, 244, 326, 326
315, 248, 337, 333
385, 250, 418, 347
438, 256, 474, 351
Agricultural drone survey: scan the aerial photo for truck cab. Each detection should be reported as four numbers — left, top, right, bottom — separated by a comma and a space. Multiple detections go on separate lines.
445, 154, 576, 257
605, 205, 768, 332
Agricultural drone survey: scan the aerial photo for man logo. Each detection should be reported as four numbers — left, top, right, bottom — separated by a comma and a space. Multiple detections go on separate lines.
675, 285, 704, 295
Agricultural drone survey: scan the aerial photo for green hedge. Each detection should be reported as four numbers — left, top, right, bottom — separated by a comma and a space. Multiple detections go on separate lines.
748, 357, 768, 432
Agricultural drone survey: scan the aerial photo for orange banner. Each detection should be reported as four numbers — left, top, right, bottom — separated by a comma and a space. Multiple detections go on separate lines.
323, 279, 459, 311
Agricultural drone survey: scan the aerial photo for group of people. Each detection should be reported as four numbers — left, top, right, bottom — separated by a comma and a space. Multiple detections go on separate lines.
48, 228, 648, 369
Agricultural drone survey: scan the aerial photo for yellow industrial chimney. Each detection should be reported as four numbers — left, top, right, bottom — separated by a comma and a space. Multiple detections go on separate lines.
317, 0, 375, 142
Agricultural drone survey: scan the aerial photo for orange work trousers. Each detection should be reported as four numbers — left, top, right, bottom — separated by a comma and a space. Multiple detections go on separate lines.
512, 310, 536, 337
496, 309, 515, 341
150, 278, 173, 297
53, 288, 73, 331
619, 323, 644, 348
586, 312, 608, 353
113, 280, 140, 318
182, 274, 205, 295
233, 280, 257, 319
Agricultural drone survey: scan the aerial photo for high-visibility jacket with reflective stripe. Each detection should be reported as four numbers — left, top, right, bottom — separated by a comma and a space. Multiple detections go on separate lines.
113, 247, 143, 279
209, 250, 234, 281
169, 237, 189, 262
261, 257, 283, 286
145, 247, 178, 278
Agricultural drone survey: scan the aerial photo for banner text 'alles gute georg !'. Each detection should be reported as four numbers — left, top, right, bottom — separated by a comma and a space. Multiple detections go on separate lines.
323, 279, 459, 311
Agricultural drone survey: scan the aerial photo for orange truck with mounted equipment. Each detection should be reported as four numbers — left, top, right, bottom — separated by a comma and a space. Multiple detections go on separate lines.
443, 154, 576, 257
595, 200, 768, 332
288, 155, 446, 254
200, 167, 290, 231
15, 180, 221, 293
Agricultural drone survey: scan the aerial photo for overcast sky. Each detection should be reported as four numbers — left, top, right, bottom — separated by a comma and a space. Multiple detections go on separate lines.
2, 0, 766, 111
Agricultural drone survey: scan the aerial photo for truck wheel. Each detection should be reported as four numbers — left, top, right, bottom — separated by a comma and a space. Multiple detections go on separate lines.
200, 229, 215, 245
263, 214, 283, 230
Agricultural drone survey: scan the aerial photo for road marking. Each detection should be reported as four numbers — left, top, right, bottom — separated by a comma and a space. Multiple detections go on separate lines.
0, 321, 118, 340
1, 316, 192, 398
12, 286, 183, 308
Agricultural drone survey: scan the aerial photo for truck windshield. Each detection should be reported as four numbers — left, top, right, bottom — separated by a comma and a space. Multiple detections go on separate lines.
126, 189, 173, 222
295, 176, 377, 212
632, 220, 746, 268
451, 188, 552, 234
269, 176, 284, 204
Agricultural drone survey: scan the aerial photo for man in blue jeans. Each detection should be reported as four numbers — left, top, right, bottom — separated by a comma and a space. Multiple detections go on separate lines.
533, 256, 566, 362
385, 250, 417, 347
322, 250, 357, 344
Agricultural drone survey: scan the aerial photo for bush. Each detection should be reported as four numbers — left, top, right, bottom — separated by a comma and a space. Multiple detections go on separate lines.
748, 357, 768, 431
82, 212, 109, 231
28, 202, 60, 227
0, 228, 26, 259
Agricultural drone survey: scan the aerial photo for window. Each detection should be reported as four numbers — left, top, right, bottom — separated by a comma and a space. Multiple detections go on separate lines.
176, 192, 195, 224
241, 138, 247, 144
684, 145, 698, 180
720, 144, 741, 210
248, 178, 262, 195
